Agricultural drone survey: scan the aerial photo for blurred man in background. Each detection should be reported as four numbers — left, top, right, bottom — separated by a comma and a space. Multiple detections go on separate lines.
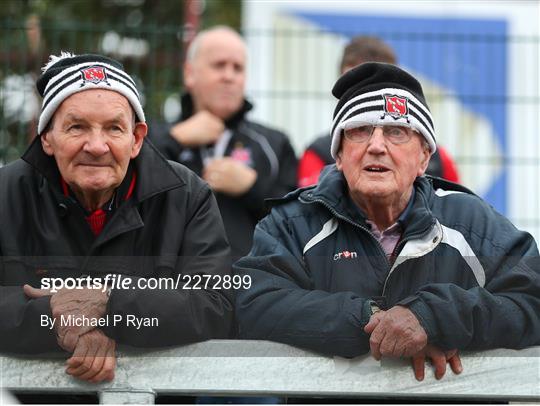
151, 26, 298, 258
298, 35, 460, 188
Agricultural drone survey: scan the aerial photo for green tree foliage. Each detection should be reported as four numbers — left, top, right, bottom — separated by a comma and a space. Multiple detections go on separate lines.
2, 0, 241, 29
0, 0, 241, 161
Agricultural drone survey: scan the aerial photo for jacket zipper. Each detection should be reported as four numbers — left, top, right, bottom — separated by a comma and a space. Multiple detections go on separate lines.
300, 193, 433, 307
381, 237, 408, 297
381, 226, 435, 297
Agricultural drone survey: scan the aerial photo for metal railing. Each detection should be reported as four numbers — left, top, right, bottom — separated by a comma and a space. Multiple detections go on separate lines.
2, 340, 539, 404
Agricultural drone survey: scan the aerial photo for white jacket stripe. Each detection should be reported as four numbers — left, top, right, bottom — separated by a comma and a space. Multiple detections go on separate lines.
384, 220, 486, 291
303, 218, 338, 255
383, 220, 443, 293
440, 224, 486, 287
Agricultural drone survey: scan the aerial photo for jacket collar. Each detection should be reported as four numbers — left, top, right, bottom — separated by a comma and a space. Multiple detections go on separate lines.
302, 165, 435, 236
132, 139, 186, 201
22, 136, 63, 189
21, 135, 186, 204
180, 92, 253, 129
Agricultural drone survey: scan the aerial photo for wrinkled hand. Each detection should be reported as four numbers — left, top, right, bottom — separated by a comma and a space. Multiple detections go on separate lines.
411, 344, 463, 381
24, 285, 108, 352
203, 157, 257, 196
364, 305, 427, 360
65, 329, 116, 383
170, 110, 225, 147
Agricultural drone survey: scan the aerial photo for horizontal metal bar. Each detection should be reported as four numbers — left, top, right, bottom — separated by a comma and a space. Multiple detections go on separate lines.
1, 341, 539, 401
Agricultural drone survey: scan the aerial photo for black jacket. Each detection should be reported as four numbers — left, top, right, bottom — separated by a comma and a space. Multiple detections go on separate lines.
150, 95, 298, 258
234, 166, 540, 357
0, 137, 233, 353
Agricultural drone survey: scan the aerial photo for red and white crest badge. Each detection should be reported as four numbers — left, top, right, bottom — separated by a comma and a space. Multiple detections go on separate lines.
383, 94, 409, 119
80, 66, 108, 84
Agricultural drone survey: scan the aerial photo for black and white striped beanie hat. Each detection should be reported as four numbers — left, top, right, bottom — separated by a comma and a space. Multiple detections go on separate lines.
330, 62, 436, 159
36, 52, 145, 135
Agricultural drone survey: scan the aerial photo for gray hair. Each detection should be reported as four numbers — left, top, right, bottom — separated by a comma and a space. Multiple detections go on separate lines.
186, 25, 245, 63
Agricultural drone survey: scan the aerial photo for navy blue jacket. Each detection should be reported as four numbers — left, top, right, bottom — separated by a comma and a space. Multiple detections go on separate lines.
234, 166, 539, 357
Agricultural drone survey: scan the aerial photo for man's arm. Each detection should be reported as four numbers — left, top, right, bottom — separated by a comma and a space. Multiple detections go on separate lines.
234, 210, 373, 358
169, 111, 224, 147
202, 127, 298, 216
0, 287, 60, 353
105, 184, 234, 347
361, 205, 539, 356
23, 285, 109, 352
0, 251, 61, 353
148, 112, 224, 163
398, 235, 539, 350
235, 208, 465, 378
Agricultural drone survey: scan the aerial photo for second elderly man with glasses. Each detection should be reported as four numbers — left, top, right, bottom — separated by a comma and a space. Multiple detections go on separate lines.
234, 62, 540, 381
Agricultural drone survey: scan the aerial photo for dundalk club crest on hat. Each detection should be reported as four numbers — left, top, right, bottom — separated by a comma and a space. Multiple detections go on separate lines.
383, 94, 409, 119
329, 63, 437, 158
80, 66, 110, 86
36, 52, 145, 134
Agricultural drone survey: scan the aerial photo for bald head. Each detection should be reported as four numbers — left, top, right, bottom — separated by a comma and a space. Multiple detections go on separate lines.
187, 26, 246, 64
183, 26, 247, 120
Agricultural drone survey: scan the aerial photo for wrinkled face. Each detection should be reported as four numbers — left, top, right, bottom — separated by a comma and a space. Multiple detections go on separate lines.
336, 127, 430, 205
41, 89, 147, 197
184, 30, 246, 120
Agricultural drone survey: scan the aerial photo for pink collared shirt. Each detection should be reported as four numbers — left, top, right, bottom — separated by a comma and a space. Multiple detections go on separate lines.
366, 220, 402, 258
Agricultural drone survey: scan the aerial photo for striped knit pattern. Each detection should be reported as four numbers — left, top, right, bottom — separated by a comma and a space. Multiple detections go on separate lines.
330, 87, 436, 159
37, 53, 145, 134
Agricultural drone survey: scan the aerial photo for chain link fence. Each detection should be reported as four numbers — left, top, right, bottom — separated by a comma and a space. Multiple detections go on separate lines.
1, 18, 539, 240
0, 18, 183, 162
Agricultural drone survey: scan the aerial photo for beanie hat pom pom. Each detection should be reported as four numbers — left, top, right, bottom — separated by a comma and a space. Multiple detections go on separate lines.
41, 51, 76, 73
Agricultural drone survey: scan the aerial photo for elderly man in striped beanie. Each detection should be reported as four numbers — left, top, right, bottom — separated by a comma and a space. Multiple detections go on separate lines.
234, 62, 539, 381
0, 53, 233, 382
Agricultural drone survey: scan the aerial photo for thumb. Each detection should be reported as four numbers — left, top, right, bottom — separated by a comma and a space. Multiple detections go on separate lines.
23, 284, 52, 298
364, 312, 383, 334
60, 330, 81, 353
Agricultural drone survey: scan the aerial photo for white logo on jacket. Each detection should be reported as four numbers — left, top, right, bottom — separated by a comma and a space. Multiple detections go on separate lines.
333, 250, 358, 261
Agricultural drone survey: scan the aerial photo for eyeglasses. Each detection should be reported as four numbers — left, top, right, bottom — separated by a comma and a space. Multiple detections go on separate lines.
343, 124, 415, 145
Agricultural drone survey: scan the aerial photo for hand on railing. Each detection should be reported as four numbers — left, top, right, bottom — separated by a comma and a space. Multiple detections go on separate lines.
411, 344, 462, 381
364, 306, 463, 380
364, 305, 427, 359
65, 328, 116, 383
23, 285, 109, 352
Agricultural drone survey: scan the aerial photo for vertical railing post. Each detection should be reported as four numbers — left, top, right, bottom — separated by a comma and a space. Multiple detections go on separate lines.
99, 389, 156, 404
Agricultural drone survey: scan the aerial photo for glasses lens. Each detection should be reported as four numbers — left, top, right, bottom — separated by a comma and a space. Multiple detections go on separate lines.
344, 125, 373, 143
343, 124, 413, 144
383, 126, 411, 144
